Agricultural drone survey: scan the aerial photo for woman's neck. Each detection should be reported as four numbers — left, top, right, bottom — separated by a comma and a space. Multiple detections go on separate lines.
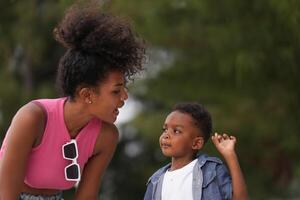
63, 99, 93, 138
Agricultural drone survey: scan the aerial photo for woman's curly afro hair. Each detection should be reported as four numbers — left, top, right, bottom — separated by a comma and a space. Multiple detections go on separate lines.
53, 4, 146, 99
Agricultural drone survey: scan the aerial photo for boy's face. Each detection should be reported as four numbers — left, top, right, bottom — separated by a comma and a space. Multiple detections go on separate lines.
159, 111, 204, 159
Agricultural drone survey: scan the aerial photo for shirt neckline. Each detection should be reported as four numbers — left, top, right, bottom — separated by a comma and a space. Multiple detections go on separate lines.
60, 97, 94, 141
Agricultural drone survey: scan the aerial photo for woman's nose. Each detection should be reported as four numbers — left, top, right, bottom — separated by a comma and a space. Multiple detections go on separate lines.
120, 89, 128, 102
121, 88, 128, 101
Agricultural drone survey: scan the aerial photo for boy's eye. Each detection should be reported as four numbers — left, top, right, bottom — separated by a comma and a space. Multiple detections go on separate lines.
173, 129, 181, 134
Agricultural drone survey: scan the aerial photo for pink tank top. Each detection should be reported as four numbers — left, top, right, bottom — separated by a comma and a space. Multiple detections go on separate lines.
0, 98, 102, 190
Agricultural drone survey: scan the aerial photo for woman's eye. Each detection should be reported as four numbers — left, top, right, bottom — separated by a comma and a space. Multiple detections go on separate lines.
112, 90, 121, 95
174, 129, 181, 134
162, 127, 167, 132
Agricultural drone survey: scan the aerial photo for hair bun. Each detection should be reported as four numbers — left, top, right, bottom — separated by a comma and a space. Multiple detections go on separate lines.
54, 6, 101, 51
54, 4, 145, 72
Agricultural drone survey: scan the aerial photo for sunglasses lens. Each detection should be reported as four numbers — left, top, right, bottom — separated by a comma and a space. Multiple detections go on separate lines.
66, 164, 79, 180
63, 143, 77, 159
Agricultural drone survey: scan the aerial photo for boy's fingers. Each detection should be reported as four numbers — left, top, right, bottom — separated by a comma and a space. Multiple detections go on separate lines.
211, 133, 217, 141
213, 132, 227, 143
217, 133, 223, 140
230, 135, 237, 142
222, 133, 229, 139
211, 133, 220, 144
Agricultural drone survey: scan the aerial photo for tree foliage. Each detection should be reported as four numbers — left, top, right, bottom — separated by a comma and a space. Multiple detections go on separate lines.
110, 0, 300, 199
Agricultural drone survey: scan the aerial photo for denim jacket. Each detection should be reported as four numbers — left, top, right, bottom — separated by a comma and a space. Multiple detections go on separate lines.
143, 153, 232, 200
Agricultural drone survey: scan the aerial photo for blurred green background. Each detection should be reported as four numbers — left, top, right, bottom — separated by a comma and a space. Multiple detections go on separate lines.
0, 0, 300, 199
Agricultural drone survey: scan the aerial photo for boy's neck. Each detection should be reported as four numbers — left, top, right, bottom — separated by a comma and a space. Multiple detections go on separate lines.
170, 156, 196, 171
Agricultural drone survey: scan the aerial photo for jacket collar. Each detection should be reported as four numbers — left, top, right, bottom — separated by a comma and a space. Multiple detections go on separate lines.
147, 153, 222, 184
196, 153, 222, 168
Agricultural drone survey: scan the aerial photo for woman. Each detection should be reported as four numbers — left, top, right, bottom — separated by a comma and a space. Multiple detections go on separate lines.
0, 3, 146, 200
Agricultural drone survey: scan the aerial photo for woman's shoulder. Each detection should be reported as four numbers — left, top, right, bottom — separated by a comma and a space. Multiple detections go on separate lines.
3, 101, 47, 150
93, 122, 119, 154
97, 122, 119, 140
13, 101, 46, 124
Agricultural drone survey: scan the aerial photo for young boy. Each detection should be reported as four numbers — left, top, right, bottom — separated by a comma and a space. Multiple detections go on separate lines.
143, 102, 248, 200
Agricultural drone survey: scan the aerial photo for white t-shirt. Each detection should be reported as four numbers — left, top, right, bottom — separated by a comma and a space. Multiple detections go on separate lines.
161, 159, 197, 200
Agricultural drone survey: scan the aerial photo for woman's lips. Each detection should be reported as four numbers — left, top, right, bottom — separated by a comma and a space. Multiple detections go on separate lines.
114, 109, 119, 116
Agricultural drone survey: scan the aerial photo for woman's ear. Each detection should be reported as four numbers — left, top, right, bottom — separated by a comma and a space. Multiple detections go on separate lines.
78, 87, 93, 104
192, 136, 204, 150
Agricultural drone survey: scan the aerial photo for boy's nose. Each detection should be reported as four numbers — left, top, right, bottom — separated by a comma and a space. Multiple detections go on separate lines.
162, 132, 170, 139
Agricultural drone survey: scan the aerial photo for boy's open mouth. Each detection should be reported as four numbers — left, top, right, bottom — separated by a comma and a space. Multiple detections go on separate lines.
161, 143, 171, 148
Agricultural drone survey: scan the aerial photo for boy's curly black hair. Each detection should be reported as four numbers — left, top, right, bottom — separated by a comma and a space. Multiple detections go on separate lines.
172, 102, 212, 143
53, 4, 146, 99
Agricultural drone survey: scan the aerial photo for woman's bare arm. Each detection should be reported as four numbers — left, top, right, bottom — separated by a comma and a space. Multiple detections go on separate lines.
0, 103, 44, 200
75, 122, 119, 200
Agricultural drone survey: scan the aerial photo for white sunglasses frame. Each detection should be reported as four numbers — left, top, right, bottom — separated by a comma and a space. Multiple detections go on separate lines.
62, 139, 81, 182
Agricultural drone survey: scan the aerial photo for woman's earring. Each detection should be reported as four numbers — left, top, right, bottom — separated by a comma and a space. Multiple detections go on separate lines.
88, 100, 92, 104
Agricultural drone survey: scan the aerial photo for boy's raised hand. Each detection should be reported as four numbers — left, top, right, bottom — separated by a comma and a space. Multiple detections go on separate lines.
212, 133, 249, 200
211, 133, 236, 158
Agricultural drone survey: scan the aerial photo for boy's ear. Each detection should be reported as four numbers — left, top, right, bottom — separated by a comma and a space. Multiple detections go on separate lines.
192, 137, 204, 150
